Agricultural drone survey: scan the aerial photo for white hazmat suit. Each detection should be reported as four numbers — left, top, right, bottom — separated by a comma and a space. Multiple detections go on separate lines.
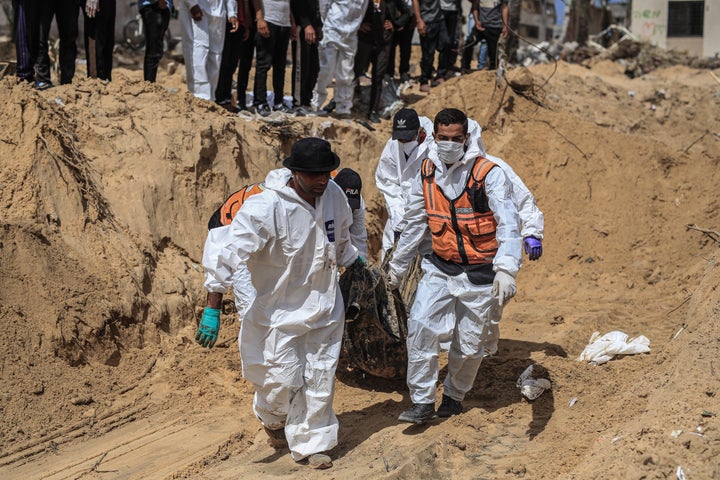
202, 167, 358, 461
178, 0, 237, 100
466, 118, 544, 243
378, 117, 543, 256
311, 0, 370, 115
349, 195, 369, 260
388, 133, 522, 405
375, 115, 435, 255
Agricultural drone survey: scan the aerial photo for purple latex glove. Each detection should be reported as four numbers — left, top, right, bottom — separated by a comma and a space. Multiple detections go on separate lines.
523, 236, 543, 261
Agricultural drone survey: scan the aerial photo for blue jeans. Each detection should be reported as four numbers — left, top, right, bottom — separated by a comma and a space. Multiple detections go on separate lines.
462, 14, 489, 70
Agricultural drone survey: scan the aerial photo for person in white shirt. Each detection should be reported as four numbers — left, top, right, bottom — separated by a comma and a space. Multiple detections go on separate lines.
251, 0, 293, 115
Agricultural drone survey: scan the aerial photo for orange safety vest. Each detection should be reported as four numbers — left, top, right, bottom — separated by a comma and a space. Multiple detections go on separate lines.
208, 170, 340, 230
208, 183, 265, 229
421, 157, 498, 265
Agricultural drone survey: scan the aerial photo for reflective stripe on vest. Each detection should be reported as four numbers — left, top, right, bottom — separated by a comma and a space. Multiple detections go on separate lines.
218, 183, 265, 226
421, 157, 498, 265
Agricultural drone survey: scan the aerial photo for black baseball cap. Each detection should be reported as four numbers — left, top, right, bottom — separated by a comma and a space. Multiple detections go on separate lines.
392, 108, 420, 141
283, 137, 340, 172
333, 168, 362, 210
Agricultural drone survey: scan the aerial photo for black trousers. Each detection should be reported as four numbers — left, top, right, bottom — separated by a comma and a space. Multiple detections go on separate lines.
216, 23, 256, 106
437, 9, 459, 78
83, 0, 115, 81
252, 22, 290, 107
354, 40, 391, 114
36, 0, 79, 84
140, 3, 169, 82
462, 26, 502, 70
13, 0, 40, 81
388, 23, 413, 77
290, 27, 319, 107
418, 19, 448, 85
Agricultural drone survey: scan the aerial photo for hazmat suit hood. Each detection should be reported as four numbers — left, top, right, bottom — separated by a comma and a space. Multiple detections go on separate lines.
426, 118, 497, 201
467, 119, 488, 158
427, 118, 486, 174
264, 167, 293, 192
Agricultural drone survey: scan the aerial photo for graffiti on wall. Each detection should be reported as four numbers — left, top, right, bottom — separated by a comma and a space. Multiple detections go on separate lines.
632, 9, 666, 40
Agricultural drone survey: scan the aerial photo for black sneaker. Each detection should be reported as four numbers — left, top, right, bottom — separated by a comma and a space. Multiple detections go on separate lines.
399, 72, 411, 83
255, 103, 272, 117
216, 99, 240, 113
437, 394, 463, 417
368, 111, 381, 124
292, 105, 309, 116
322, 99, 336, 113
34, 80, 53, 90
398, 403, 437, 424
273, 103, 291, 113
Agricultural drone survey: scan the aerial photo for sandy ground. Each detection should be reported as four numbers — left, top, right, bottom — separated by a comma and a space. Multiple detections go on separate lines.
0, 46, 719, 480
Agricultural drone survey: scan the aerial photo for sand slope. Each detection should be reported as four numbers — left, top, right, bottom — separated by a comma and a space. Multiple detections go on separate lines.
0, 59, 719, 479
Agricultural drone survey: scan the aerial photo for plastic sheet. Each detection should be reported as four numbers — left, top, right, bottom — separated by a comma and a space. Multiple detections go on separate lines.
577, 331, 651, 365
516, 364, 552, 400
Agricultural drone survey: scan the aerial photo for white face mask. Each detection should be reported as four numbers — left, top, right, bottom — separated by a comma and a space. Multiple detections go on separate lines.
401, 140, 418, 156
435, 140, 465, 165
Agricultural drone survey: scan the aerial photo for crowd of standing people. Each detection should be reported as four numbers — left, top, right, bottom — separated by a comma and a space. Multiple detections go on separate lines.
12, 0, 509, 123
12, 0, 170, 86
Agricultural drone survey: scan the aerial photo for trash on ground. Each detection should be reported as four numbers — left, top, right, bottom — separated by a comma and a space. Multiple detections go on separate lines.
576, 331, 650, 365
676, 465, 686, 480
516, 364, 552, 400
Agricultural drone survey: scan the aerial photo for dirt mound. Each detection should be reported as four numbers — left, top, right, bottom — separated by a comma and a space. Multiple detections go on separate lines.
1, 60, 719, 479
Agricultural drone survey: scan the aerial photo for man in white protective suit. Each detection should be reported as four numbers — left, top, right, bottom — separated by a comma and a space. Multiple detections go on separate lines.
178, 0, 238, 100
311, 0, 370, 117
377, 109, 544, 261
386, 108, 522, 424
375, 108, 434, 258
197, 137, 362, 469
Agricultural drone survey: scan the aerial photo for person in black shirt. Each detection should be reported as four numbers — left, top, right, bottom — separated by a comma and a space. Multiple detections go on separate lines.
354, 0, 410, 123
290, 0, 322, 113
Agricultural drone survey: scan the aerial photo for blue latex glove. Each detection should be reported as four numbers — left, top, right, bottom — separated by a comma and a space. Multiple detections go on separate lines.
523, 236, 543, 261
196, 307, 220, 348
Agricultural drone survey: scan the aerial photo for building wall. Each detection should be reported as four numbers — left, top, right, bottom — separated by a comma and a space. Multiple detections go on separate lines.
631, 0, 720, 58
703, 0, 720, 57
631, 0, 668, 48
666, 36, 703, 55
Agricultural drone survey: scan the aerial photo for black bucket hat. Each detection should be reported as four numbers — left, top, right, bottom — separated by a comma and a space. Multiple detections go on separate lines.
283, 137, 340, 173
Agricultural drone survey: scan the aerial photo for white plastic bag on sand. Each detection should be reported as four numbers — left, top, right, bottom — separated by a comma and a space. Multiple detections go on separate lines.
516, 364, 552, 400
577, 331, 651, 365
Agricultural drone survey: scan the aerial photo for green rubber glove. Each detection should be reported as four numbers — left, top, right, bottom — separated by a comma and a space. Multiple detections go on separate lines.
196, 307, 221, 348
